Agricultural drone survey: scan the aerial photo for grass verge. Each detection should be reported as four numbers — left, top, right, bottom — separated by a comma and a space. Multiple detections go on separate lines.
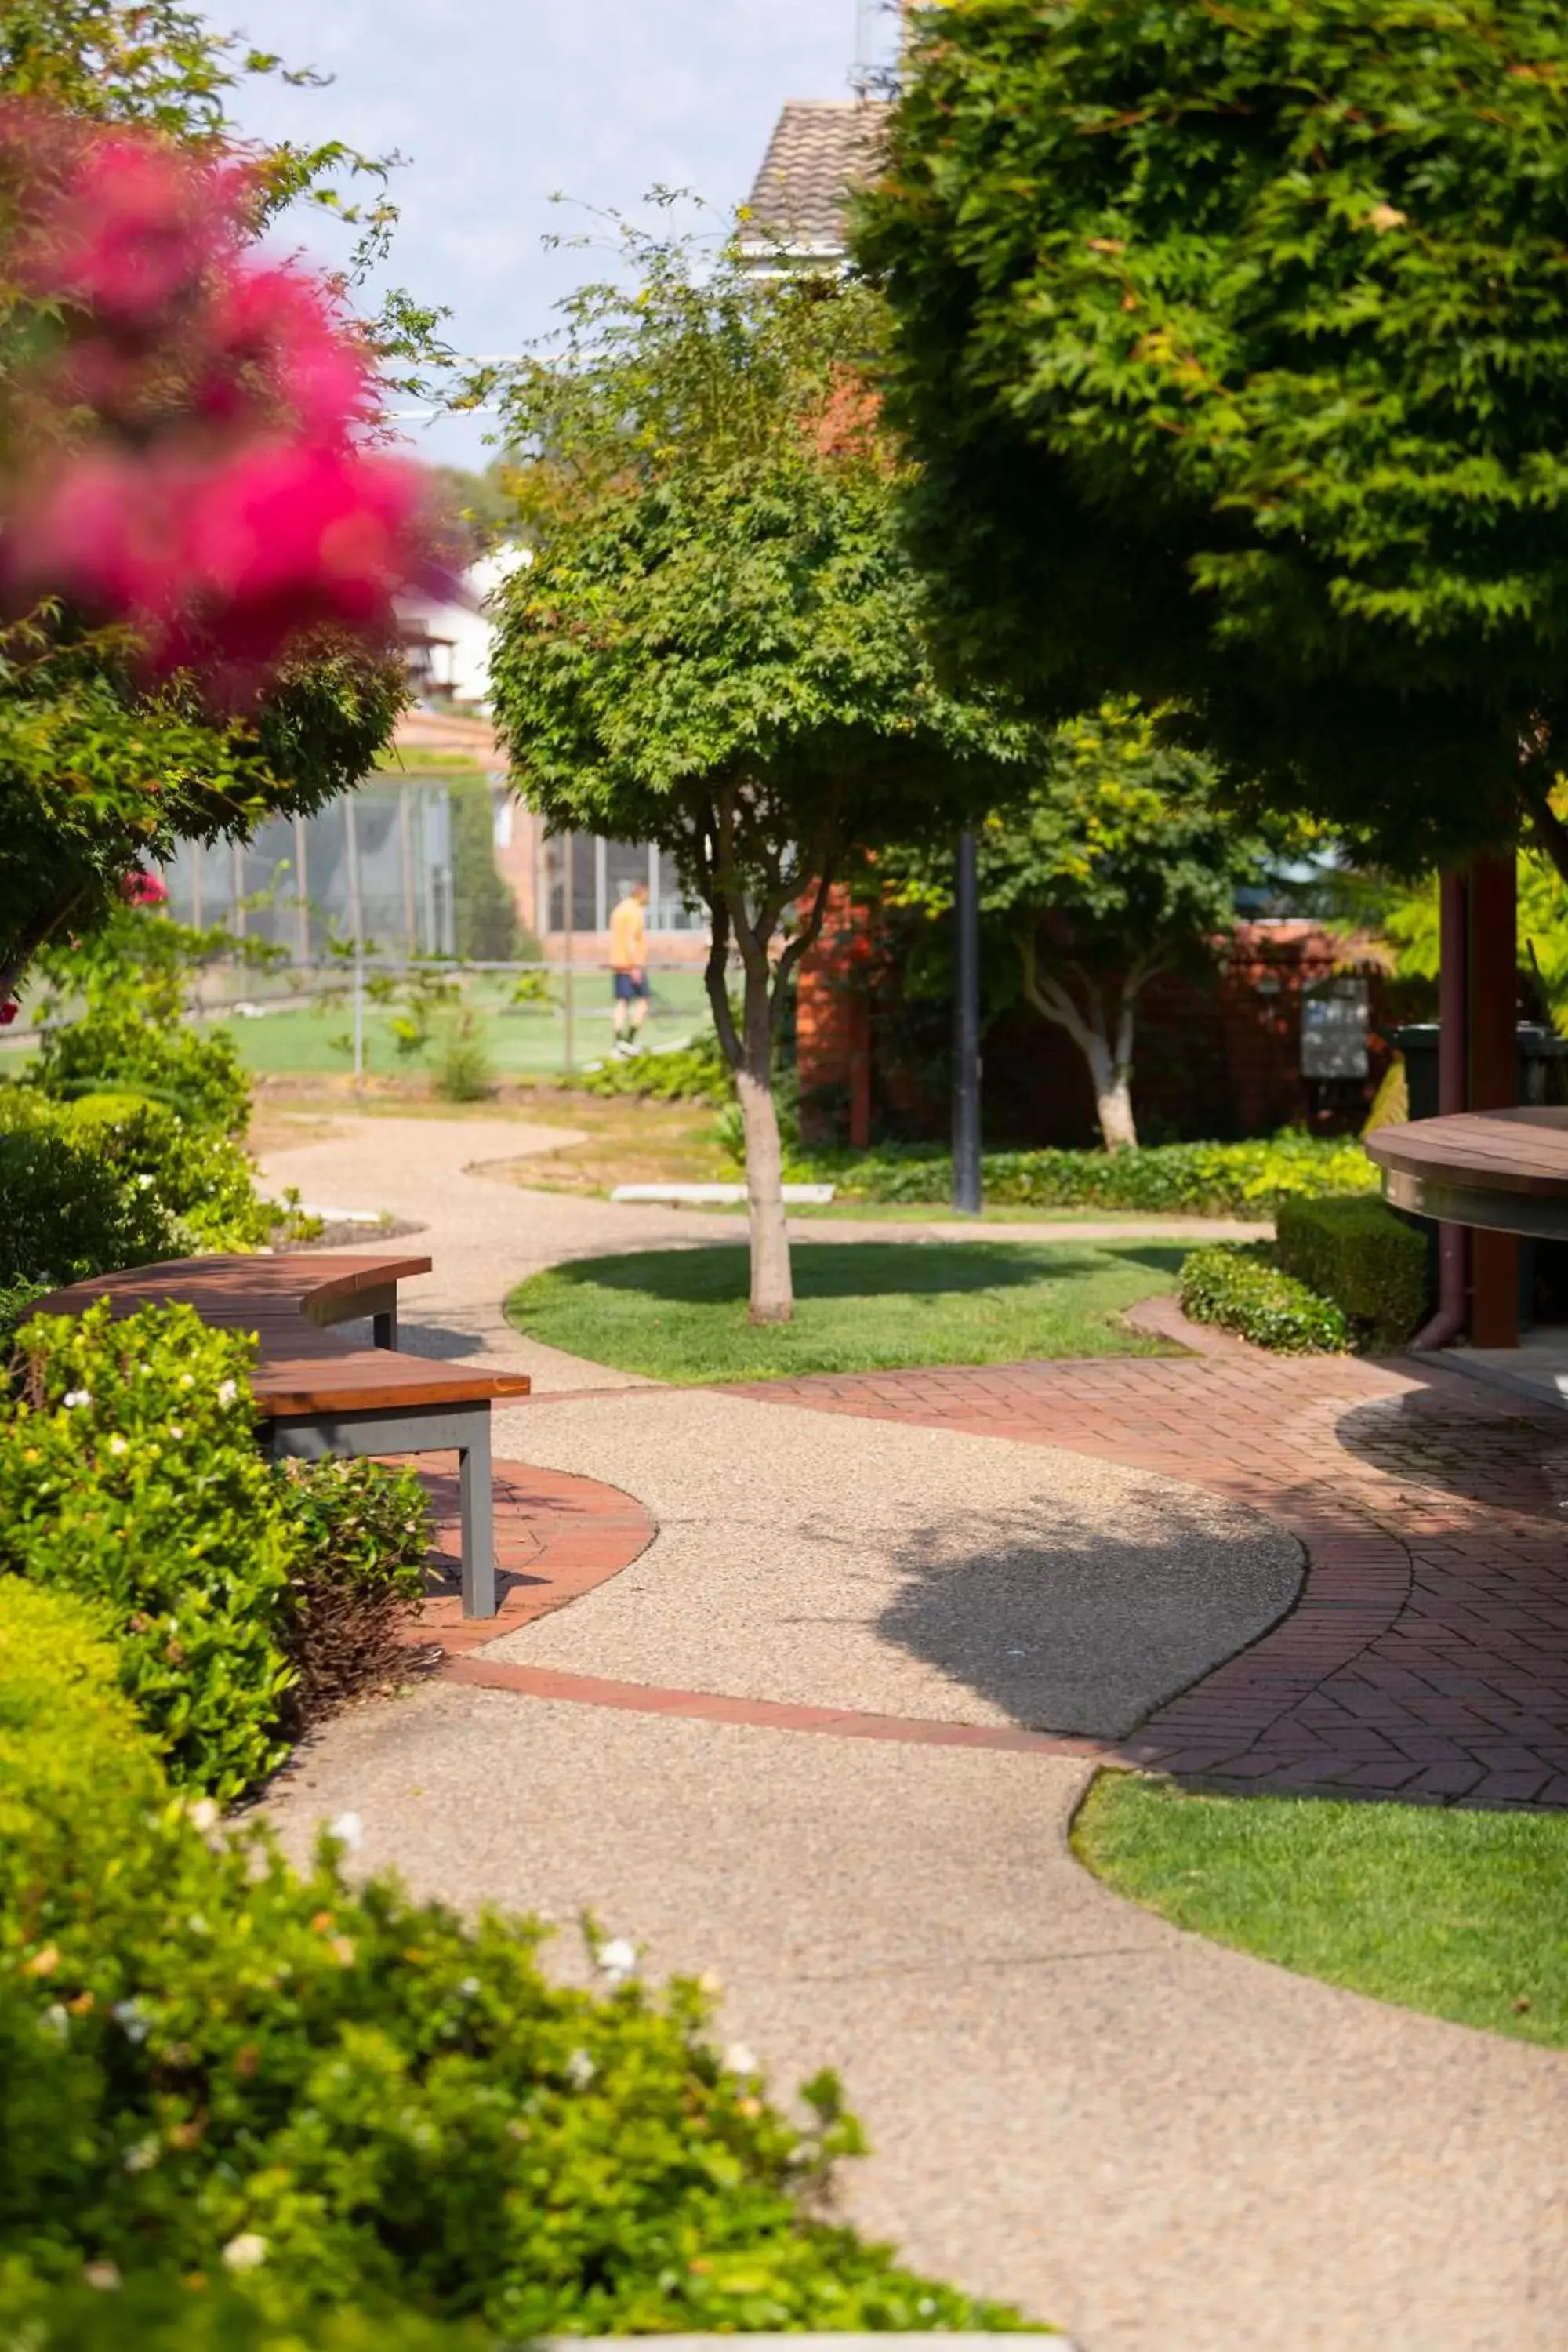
506, 1239, 1182, 1382
1075, 1773, 1568, 2050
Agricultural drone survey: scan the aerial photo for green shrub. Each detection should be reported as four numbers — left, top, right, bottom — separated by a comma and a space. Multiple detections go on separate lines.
0, 1583, 1023, 2339
1, 1308, 441, 1798
0, 1277, 49, 1353
433, 1008, 495, 1102
0, 1302, 296, 1800
800, 1133, 1380, 1214
0, 2270, 491, 2352
0, 1123, 181, 1291
277, 1458, 431, 1732
1180, 1243, 1349, 1354
56, 1092, 275, 1250
1275, 1196, 1429, 1354
577, 1032, 733, 1103
449, 776, 519, 965
31, 1007, 252, 1136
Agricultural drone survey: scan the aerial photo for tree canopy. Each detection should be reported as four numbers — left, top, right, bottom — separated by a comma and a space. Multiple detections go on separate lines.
883, 700, 1294, 1147
855, 0, 1568, 880
489, 224, 1033, 1316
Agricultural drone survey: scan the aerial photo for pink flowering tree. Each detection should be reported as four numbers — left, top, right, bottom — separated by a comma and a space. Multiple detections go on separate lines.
0, 99, 445, 1004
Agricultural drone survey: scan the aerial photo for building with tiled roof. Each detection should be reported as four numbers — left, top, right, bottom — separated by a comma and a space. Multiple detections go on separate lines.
740, 97, 889, 268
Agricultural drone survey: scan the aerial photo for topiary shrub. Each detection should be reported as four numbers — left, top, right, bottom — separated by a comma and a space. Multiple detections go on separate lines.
1180, 1243, 1349, 1354
0, 1581, 1026, 2339
0, 1302, 296, 1801
31, 1006, 252, 1137
0, 1123, 181, 1290
276, 1457, 431, 1732
1275, 1196, 1429, 1354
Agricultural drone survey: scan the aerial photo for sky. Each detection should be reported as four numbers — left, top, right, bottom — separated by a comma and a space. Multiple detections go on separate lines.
227, 0, 899, 465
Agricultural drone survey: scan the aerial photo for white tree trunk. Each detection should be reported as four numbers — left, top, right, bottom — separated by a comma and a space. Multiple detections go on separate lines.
737, 965, 793, 1323
1086, 1039, 1138, 1152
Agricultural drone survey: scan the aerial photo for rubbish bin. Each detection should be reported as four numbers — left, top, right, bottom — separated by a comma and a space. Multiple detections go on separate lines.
1392, 1023, 1568, 1120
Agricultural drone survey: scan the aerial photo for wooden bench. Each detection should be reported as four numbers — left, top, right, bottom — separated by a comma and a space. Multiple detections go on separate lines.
35, 1254, 531, 1619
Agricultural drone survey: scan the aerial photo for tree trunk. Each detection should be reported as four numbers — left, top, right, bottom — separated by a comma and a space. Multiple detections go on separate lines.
1085, 1031, 1138, 1152
736, 961, 792, 1323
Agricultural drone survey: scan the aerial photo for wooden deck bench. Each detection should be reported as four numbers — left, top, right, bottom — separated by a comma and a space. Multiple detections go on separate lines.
35, 1254, 531, 1618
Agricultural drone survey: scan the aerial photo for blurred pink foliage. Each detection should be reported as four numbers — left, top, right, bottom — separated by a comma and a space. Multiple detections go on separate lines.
1, 107, 447, 691
117, 870, 170, 907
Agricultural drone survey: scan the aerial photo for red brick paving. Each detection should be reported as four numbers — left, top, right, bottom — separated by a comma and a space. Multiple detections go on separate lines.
720, 1301, 1568, 1809
406, 1457, 655, 1658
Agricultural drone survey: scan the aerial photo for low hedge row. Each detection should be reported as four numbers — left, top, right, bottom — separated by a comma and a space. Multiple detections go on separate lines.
1274, 1197, 1429, 1353
1179, 1243, 1350, 1354
800, 1134, 1379, 1215
1, 1302, 430, 1801
0, 2270, 488, 2352
0, 1578, 1023, 2338
30, 1004, 253, 1135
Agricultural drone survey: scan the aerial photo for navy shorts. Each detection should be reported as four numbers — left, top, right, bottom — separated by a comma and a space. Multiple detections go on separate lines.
613, 971, 649, 1002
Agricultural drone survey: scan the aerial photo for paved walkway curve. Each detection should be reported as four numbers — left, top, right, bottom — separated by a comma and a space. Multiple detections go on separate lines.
261, 1115, 1568, 2352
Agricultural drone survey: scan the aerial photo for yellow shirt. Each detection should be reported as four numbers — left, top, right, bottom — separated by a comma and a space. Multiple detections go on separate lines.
608, 895, 645, 971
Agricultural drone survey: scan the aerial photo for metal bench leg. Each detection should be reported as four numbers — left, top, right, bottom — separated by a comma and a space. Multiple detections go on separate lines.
372, 1307, 397, 1349
458, 1411, 496, 1619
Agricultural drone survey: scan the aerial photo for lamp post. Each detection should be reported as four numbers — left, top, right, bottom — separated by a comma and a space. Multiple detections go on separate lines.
953, 828, 982, 1214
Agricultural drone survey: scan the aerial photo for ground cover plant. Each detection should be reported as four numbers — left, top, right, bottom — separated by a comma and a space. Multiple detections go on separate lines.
0, 1576, 1031, 2337
794, 1135, 1375, 1217
507, 1239, 1180, 1382
1076, 1773, 1568, 2053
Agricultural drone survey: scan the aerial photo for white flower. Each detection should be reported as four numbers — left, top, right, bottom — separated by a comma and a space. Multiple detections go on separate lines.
136, 1172, 156, 1189
564, 2049, 597, 2090
107, 1435, 128, 1457
328, 1810, 364, 1852
458, 1975, 480, 1998
62, 1390, 91, 1410
216, 1378, 238, 1406
122, 2138, 159, 2174
83, 2263, 122, 2292
596, 1936, 638, 1984
111, 1999, 149, 2045
41, 2004, 70, 2041
187, 1798, 219, 1834
221, 2233, 269, 2273
169, 1424, 184, 1440
724, 2043, 759, 2078
179, 1373, 194, 1388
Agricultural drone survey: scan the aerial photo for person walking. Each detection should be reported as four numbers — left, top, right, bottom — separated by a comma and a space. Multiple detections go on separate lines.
608, 878, 650, 1054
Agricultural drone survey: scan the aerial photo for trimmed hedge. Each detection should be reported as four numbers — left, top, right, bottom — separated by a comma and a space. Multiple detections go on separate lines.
1, 1304, 431, 1799
1274, 1197, 1428, 1354
0, 1580, 1025, 2339
800, 1134, 1379, 1215
1180, 1243, 1349, 1354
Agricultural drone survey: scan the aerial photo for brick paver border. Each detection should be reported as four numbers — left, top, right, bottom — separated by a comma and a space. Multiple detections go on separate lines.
405, 1317, 1568, 1811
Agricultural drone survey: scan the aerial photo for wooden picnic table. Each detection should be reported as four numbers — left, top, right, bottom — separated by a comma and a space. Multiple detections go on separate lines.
1364, 1106, 1568, 1244
35, 1254, 531, 1618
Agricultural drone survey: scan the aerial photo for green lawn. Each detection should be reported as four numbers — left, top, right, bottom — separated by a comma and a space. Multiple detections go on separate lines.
506, 1239, 1182, 1382
219, 969, 712, 1080
1076, 1773, 1568, 2051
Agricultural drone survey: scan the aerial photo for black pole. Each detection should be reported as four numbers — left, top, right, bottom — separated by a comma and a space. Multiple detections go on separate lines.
952, 828, 982, 1214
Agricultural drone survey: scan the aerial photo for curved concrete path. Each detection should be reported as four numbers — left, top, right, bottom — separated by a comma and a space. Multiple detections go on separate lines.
257, 1112, 1263, 1394
262, 1113, 1568, 2352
